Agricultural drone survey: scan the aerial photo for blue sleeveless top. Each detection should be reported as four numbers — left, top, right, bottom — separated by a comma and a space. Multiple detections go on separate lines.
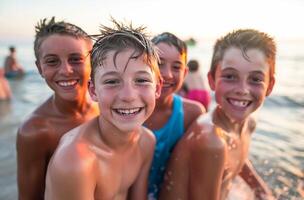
148, 94, 185, 199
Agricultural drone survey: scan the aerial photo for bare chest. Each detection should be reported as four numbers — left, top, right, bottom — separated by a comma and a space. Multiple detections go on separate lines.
94, 149, 143, 199
223, 132, 251, 179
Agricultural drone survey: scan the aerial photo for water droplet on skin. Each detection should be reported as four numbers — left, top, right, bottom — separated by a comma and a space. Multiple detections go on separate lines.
187, 132, 194, 140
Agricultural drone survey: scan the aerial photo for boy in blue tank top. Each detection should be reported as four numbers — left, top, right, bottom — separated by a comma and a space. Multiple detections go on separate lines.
145, 32, 206, 199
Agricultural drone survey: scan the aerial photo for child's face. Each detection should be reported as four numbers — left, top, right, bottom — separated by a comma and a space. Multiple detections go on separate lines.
156, 42, 188, 99
89, 48, 161, 133
208, 47, 274, 122
36, 35, 91, 101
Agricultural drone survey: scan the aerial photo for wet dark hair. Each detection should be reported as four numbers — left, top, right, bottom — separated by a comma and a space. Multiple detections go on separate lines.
210, 29, 276, 78
34, 17, 92, 60
152, 32, 187, 62
90, 19, 161, 82
9, 46, 15, 53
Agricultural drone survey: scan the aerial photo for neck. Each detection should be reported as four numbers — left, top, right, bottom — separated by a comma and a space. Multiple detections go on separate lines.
156, 94, 174, 110
96, 116, 140, 151
213, 106, 248, 135
52, 93, 92, 117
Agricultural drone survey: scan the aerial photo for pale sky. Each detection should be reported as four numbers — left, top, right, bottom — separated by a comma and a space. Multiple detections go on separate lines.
0, 0, 304, 42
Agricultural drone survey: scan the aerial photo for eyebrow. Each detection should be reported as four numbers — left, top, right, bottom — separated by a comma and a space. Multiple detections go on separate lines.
100, 69, 152, 77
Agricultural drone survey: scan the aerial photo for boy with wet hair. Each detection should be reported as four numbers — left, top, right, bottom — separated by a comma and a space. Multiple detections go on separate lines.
159, 29, 276, 200
45, 20, 162, 200
17, 17, 99, 200
145, 32, 205, 199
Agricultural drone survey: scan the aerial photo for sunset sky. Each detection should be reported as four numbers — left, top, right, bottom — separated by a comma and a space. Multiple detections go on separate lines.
1, 0, 304, 42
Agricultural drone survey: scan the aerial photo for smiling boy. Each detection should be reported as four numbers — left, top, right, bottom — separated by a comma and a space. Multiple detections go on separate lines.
44, 20, 162, 200
159, 29, 276, 200
16, 17, 99, 200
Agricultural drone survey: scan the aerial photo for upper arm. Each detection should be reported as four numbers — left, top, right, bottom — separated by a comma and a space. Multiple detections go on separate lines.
183, 99, 206, 130
45, 148, 96, 200
16, 119, 51, 200
188, 128, 226, 200
128, 129, 155, 200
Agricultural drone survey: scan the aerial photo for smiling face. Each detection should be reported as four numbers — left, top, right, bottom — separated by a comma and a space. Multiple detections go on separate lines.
89, 48, 161, 133
156, 42, 188, 99
208, 47, 274, 122
36, 34, 92, 102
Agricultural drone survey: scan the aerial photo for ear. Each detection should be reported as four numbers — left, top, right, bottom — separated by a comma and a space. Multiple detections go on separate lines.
35, 60, 43, 77
266, 76, 275, 96
155, 78, 163, 99
88, 80, 99, 102
207, 71, 216, 91
183, 65, 189, 79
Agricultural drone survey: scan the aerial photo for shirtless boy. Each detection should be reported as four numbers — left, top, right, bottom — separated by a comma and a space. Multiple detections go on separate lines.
44, 20, 162, 200
160, 29, 276, 200
4, 46, 24, 78
145, 32, 205, 199
16, 17, 99, 200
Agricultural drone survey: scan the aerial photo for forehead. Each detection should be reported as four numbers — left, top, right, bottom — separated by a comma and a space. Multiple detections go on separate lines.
156, 42, 186, 63
220, 47, 269, 72
39, 35, 90, 57
96, 49, 153, 74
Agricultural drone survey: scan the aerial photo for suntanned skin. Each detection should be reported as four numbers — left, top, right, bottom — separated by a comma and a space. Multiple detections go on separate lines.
160, 47, 275, 200
16, 35, 99, 200
45, 48, 162, 200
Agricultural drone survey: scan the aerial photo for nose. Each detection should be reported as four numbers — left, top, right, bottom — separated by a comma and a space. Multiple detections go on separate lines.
160, 64, 173, 79
119, 82, 137, 102
59, 60, 73, 75
234, 80, 249, 96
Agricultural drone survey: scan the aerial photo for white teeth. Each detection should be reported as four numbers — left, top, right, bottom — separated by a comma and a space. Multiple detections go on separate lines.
163, 83, 172, 88
229, 99, 249, 107
116, 108, 141, 115
58, 80, 77, 87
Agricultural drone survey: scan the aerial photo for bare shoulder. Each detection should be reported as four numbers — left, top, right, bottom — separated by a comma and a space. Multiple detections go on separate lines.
182, 97, 206, 129
17, 101, 55, 152
138, 127, 156, 156
185, 114, 226, 155
48, 131, 97, 182
139, 127, 156, 146
46, 132, 97, 199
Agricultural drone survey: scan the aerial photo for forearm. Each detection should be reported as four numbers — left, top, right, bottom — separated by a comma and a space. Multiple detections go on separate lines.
240, 160, 273, 199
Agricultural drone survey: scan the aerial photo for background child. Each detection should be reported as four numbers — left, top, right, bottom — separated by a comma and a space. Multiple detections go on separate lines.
45, 20, 162, 200
160, 29, 276, 200
16, 17, 99, 200
145, 32, 205, 199
183, 59, 211, 110
3, 46, 24, 78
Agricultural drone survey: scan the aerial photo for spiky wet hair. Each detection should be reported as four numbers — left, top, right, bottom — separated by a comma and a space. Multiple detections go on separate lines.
34, 17, 91, 60
210, 29, 276, 78
90, 19, 161, 82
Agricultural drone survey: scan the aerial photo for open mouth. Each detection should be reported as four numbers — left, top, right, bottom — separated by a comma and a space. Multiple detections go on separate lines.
162, 82, 174, 88
113, 107, 144, 116
228, 98, 251, 108
57, 80, 78, 87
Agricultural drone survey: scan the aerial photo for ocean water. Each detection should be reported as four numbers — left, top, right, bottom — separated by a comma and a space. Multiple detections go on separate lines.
0, 39, 303, 200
